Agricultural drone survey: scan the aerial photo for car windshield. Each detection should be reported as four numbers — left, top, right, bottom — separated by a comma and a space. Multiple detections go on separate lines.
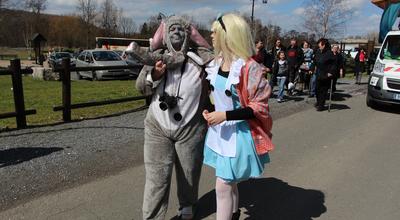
92, 51, 121, 61
55, 53, 72, 59
114, 50, 123, 56
380, 35, 400, 61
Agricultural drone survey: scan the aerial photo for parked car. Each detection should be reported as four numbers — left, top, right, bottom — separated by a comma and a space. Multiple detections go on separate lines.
75, 49, 132, 80
48, 52, 76, 70
114, 50, 143, 79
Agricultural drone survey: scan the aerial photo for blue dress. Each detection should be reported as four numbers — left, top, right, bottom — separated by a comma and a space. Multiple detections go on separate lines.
204, 72, 270, 182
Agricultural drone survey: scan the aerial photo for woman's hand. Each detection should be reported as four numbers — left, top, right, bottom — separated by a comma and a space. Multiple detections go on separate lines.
152, 60, 167, 81
202, 110, 226, 126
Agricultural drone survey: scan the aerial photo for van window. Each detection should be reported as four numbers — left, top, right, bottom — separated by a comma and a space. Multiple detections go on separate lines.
380, 35, 400, 60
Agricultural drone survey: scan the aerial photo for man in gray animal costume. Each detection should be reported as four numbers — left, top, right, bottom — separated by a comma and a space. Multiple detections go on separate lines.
126, 15, 213, 220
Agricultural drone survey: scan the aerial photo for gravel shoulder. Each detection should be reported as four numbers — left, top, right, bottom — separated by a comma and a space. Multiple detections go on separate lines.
0, 78, 367, 211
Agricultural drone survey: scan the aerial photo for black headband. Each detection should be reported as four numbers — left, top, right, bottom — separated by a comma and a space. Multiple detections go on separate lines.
217, 15, 226, 32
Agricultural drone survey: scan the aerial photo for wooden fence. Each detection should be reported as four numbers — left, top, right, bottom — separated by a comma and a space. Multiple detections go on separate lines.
1, 58, 149, 129
0, 59, 36, 129
52, 58, 148, 122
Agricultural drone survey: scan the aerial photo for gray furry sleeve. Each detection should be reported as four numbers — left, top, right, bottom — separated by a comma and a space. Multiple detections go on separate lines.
135, 65, 155, 96
226, 107, 255, 121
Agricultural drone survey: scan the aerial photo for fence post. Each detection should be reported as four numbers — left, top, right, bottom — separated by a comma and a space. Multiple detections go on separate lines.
10, 59, 27, 129
61, 58, 71, 122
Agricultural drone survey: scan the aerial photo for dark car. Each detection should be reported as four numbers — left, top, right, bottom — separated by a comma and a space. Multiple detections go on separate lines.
48, 52, 76, 70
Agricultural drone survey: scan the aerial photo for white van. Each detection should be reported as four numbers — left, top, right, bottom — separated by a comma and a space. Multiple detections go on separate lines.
366, 31, 400, 106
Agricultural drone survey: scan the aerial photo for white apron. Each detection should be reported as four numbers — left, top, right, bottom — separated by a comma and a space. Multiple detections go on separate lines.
205, 58, 245, 157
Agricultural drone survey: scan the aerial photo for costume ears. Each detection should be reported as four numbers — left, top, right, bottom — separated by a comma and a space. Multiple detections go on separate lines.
150, 21, 211, 51
150, 21, 165, 51
190, 24, 211, 49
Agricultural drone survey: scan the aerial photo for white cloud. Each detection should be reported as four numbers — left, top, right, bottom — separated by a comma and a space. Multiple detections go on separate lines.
42, 0, 381, 37
293, 7, 305, 15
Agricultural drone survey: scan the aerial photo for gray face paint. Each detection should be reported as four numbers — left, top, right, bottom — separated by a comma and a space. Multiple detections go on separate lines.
169, 24, 185, 51
164, 16, 190, 54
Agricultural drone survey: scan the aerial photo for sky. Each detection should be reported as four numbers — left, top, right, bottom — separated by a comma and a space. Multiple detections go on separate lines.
45, 0, 383, 37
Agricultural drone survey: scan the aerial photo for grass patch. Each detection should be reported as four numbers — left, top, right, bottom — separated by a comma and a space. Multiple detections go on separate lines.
0, 48, 33, 60
0, 76, 145, 129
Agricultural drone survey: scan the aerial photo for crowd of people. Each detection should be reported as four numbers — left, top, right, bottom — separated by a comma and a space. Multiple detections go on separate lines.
253, 37, 347, 111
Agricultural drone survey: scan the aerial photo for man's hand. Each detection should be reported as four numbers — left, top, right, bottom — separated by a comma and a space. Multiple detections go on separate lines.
202, 110, 226, 126
261, 66, 271, 76
340, 69, 344, 78
152, 60, 166, 81
327, 73, 333, 78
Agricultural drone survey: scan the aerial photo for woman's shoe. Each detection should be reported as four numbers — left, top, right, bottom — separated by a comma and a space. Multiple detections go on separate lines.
232, 209, 241, 220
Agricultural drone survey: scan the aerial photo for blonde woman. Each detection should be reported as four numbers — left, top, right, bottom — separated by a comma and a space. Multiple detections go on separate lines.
202, 13, 274, 220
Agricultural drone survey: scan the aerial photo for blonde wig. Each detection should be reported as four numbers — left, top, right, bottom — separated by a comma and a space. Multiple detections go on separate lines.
212, 13, 255, 64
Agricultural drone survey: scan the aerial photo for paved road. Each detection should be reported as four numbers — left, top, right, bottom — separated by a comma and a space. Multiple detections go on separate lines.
0, 79, 363, 212
1, 89, 399, 220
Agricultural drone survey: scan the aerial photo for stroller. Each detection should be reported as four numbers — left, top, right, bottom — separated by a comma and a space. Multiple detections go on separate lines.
291, 62, 313, 95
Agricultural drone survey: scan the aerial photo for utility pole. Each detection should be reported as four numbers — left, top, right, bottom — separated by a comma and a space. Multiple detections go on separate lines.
251, 0, 268, 32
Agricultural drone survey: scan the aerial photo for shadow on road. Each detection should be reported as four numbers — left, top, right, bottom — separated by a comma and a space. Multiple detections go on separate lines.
196, 178, 326, 220
285, 96, 305, 102
370, 104, 400, 114
332, 92, 352, 101
327, 104, 351, 112
0, 147, 63, 168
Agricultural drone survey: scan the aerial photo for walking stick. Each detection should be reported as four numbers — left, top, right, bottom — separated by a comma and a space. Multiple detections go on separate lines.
328, 79, 333, 112
309, 73, 313, 96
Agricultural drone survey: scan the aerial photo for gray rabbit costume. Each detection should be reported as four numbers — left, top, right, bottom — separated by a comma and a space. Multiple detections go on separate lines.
128, 15, 213, 220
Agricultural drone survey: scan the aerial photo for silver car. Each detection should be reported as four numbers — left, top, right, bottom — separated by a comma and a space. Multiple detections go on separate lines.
75, 49, 131, 80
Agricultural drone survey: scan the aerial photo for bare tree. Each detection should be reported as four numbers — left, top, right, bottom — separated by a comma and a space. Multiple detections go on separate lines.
366, 31, 379, 44
302, 0, 352, 39
0, 0, 9, 9
99, 0, 118, 36
76, 0, 97, 48
24, 0, 47, 36
118, 15, 137, 37
25, 0, 46, 14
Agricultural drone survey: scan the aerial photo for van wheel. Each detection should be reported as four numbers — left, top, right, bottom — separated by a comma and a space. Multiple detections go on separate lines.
92, 71, 98, 81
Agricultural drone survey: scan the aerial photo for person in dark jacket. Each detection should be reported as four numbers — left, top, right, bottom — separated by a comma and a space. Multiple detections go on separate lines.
354, 48, 366, 84
253, 38, 275, 88
253, 38, 273, 73
332, 45, 344, 93
270, 38, 286, 60
286, 38, 304, 95
314, 38, 336, 111
272, 51, 289, 102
